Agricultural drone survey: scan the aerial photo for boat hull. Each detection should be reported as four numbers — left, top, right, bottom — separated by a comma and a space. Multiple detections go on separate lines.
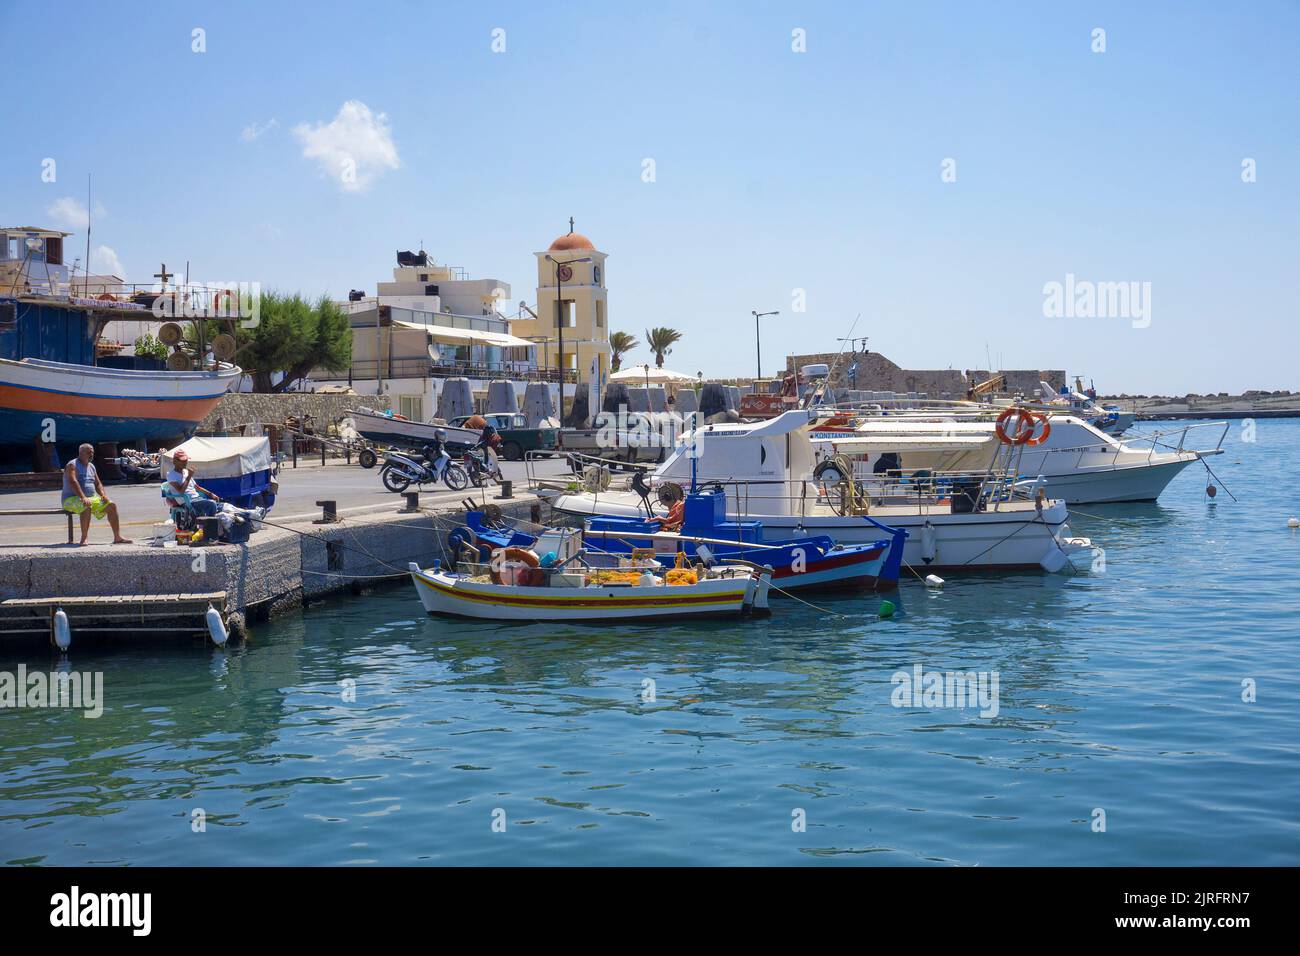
0, 357, 238, 447
410, 566, 759, 621
350, 409, 478, 448
547, 490, 1086, 573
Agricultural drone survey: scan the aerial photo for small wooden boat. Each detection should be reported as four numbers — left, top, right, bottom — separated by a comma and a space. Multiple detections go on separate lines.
408, 525, 771, 622
348, 407, 478, 450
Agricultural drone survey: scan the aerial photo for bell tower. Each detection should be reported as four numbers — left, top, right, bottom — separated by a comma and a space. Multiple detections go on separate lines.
513, 219, 610, 388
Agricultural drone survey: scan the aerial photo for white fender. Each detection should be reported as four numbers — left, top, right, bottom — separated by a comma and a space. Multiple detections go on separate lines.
925, 574, 945, 588
52, 608, 71, 651
206, 606, 229, 646
920, 521, 937, 564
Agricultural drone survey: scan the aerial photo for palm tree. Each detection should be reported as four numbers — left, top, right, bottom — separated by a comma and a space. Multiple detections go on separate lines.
644, 327, 682, 368
609, 331, 637, 372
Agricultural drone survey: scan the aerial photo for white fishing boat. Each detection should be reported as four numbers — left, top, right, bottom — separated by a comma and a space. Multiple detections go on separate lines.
534, 410, 1094, 573
348, 406, 479, 448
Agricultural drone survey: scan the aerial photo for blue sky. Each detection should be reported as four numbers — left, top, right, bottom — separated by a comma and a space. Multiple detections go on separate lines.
3, 1, 1296, 394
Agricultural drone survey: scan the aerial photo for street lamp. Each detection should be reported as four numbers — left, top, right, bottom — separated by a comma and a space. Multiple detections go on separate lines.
752, 310, 779, 381
546, 253, 593, 421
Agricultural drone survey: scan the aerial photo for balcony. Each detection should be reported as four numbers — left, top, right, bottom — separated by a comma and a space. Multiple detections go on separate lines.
316, 359, 578, 384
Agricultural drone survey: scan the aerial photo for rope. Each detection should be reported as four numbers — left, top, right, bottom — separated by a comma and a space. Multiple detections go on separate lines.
764, 580, 842, 615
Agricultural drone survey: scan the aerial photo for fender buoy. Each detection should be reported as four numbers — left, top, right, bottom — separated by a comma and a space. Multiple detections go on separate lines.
490, 546, 540, 585
995, 407, 1037, 445
52, 608, 71, 651
1023, 415, 1051, 446
206, 606, 229, 646
920, 521, 938, 564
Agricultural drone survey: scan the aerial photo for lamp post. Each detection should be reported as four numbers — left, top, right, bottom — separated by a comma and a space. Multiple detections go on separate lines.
752, 310, 779, 382
546, 253, 592, 421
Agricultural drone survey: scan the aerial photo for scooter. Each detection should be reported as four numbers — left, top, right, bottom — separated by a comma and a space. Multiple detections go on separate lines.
462, 448, 502, 488
380, 446, 469, 493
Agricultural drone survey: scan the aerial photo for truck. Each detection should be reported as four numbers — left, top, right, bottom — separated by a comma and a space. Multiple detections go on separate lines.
447, 413, 559, 461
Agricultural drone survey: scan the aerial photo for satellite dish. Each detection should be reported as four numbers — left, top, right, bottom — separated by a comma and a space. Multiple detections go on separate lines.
167, 351, 193, 371
158, 322, 183, 346
211, 333, 237, 361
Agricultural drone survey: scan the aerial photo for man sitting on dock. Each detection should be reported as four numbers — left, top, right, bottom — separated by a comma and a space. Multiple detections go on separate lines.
166, 449, 222, 519
62, 444, 132, 546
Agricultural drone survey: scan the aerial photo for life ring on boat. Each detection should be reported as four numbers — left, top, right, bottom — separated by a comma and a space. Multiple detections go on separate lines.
490, 546, 540, 585
213, 289, 237, 314
1022, 415, 1051, 446
995, 407, 1037, 445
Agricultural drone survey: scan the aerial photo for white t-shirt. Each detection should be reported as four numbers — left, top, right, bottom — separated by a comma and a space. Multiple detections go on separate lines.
167, 468, 202, 503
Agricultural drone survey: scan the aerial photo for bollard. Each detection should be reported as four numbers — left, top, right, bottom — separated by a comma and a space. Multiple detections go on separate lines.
496, 480, 513, 500
314, 499, 339, 524
402, 491, 420, 513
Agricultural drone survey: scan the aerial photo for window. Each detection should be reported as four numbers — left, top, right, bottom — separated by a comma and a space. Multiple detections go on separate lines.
399, 395, 424, 421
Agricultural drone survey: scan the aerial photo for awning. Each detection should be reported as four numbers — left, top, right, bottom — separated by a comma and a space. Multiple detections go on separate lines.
162, 436, 272, 477
609, 365, 697, 384
826, 434, 994, 454
392, 319, 533, 348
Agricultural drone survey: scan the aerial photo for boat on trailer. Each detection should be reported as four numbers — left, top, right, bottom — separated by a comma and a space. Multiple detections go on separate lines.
348, 407, 479, 450
410, 522, 771, 622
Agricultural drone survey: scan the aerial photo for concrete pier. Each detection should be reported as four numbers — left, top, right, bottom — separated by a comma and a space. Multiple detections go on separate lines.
0, 457, 562, 645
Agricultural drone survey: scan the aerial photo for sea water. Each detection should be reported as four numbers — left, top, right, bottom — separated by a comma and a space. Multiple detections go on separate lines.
2, 420, 1297, 865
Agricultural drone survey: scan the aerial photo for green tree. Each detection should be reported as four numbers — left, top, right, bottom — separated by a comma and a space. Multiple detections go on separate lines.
133, 332, 169, 360
644, 327, 682, 367
609, 331, 637, 372
192, 291, 352, 393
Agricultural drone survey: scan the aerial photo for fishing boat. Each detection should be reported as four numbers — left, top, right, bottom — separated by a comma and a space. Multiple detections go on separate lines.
534, 410, 1094, 573
0, 226, 240, 457
582, 486, 908, 592
348, 406, 479, 449
409, 523, 772, 622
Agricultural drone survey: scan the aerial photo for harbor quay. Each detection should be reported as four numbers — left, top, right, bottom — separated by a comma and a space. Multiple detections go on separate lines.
0, 457, 564, 647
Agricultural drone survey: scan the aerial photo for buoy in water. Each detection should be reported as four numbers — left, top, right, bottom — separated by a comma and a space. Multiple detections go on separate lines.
206, 606, 229, 647
1289, 517, 1300, 529
925, 574, 945, 588
878, 599, 896, 619
1206, 484, 1217, 498
52, 608, 71, 651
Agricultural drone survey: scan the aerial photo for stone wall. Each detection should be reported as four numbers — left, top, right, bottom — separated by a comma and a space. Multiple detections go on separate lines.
199, 392, 392, 432
787, 352, 1065, 397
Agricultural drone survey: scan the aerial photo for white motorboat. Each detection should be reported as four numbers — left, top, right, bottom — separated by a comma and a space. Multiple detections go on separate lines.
535, 410, 1093, 574
348, 407, 478, 449
809, 415, 1226, 504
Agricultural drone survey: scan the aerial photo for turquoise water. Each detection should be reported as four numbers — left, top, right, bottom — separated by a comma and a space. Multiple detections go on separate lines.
2, 420, 1298, 866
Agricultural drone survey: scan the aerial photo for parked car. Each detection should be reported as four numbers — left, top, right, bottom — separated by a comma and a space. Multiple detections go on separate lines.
447, 413, 559, 461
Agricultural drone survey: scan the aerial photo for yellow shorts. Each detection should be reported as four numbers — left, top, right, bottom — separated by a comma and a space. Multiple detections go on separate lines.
63, 495, 108, 519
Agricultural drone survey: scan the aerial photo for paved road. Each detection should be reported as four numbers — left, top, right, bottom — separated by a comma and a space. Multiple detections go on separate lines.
0, 456, 576, 547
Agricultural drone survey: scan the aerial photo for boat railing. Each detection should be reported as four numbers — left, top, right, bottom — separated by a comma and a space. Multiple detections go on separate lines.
655, 469, 1028, 520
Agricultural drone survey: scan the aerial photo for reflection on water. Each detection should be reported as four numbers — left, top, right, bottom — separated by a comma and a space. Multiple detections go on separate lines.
2, 424, 1299, 865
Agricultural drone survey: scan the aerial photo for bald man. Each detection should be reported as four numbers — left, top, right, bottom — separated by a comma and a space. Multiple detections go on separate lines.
62, 444, 131, 545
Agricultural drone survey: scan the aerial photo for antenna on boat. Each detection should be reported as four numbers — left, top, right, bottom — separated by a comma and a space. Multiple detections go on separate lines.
83, 173, 92, 297
812, 313, 861, 408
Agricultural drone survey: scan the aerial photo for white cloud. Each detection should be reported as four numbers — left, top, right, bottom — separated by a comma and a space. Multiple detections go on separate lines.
91, 245, 124, 279
46, 197, 107, 231
292, 100, 399, 192
241, 118, 279, 142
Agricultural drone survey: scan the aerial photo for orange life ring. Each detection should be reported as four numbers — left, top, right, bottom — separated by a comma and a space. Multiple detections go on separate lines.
1023, 415, 1052, 446
213, 289, 236, 314
995, 407, 1037, 445
490, 546, 540, 585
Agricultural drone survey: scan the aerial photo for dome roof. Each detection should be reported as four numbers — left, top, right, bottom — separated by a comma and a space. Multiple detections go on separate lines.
548, 232, 595, 252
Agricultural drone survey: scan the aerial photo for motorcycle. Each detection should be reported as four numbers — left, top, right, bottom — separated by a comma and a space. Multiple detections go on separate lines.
380, 447, 469, 493
462, 448, 502, 488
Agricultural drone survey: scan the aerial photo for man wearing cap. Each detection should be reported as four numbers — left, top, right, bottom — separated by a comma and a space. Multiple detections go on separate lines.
166, 449, 221, 518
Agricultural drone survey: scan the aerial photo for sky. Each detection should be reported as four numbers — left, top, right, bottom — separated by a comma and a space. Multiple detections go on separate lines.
2, 0, 1297, 395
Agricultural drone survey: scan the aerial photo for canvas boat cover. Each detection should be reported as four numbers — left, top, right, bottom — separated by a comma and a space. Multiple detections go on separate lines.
162, 436, 272, 478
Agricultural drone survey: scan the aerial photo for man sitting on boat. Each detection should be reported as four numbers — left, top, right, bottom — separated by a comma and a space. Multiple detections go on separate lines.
62, 444, 132, 546
165, 448, 222, 519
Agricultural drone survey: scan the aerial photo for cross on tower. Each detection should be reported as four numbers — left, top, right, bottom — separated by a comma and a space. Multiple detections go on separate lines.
568, 216, 574, 234
154, 263, 173, 290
